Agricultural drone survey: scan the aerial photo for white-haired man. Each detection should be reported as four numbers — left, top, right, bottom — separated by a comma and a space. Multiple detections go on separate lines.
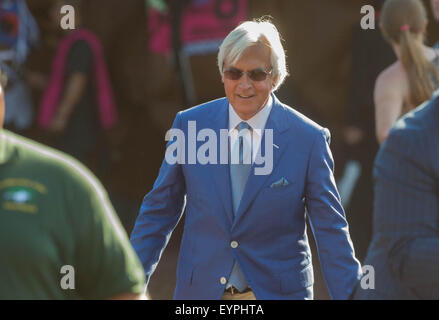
131, 20, 362, 300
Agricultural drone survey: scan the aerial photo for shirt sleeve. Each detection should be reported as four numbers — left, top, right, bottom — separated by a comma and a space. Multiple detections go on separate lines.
305, 128, 363, 299
65, 163, 145, 299
67, 40, 93, 75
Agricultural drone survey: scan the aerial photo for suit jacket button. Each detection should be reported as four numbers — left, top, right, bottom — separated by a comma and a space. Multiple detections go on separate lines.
231, 241, 239, 248
220, 277, 227, 285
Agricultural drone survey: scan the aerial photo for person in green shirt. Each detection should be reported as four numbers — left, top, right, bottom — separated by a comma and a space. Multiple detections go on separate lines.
0, 69, 146, 299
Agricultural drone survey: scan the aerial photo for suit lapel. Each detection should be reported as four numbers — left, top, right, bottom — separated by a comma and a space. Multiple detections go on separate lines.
209, 99, 234, 227
232, 94, 291, 229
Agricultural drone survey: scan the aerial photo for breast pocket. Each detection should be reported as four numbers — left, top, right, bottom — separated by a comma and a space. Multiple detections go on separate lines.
265, 183, 295, 197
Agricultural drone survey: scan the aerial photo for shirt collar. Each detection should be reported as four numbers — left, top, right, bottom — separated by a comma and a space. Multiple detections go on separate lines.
228, 95, 273, 134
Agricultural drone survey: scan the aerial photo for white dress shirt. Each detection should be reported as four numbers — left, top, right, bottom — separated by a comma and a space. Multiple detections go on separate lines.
228, 96, 273, 164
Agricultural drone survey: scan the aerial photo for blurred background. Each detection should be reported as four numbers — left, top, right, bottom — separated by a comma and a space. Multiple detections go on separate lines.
3, 0, 439, 299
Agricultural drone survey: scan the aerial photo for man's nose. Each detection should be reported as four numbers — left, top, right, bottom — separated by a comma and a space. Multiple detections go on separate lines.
237, 73, 252, 89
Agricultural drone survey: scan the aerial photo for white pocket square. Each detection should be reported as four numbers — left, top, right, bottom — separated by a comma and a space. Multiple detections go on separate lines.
270, 177, 289, 188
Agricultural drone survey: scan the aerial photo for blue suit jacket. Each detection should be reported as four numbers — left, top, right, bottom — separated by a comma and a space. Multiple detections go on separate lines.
131, 93, 362, 300
353, 95, 439, 299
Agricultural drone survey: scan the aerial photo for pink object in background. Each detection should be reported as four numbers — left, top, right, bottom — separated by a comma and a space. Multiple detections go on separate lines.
148, 0, 248, 55
39, 28, 118, 130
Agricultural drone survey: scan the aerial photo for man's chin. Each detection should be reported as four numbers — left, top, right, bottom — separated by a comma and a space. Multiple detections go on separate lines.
234, 106, 263, 120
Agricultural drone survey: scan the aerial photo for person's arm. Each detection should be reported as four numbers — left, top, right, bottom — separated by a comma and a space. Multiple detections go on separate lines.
48, 72, 87, 133
130, 112, 187, 288
374, 69, 404, 144
305, 128, 363, 300
374, 128, 439, 293
49, 40, 92, 133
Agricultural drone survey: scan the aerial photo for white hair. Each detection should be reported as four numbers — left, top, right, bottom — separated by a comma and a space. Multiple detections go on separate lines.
217, 20, 288, 91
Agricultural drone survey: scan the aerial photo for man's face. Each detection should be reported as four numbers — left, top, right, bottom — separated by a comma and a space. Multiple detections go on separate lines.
222, 43, 275, 120
431, 0, 439, 21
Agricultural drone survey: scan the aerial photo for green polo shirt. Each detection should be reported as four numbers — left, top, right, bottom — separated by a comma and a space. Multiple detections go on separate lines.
0, 130, 145, 299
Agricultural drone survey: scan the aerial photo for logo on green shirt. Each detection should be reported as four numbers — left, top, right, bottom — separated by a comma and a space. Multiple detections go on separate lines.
4, 187, 34, 203
1, 185, 39, 214
0, 178, 47, 214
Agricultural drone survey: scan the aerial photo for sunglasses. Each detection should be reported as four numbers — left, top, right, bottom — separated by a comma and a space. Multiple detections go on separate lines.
223, 67, 272, 82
